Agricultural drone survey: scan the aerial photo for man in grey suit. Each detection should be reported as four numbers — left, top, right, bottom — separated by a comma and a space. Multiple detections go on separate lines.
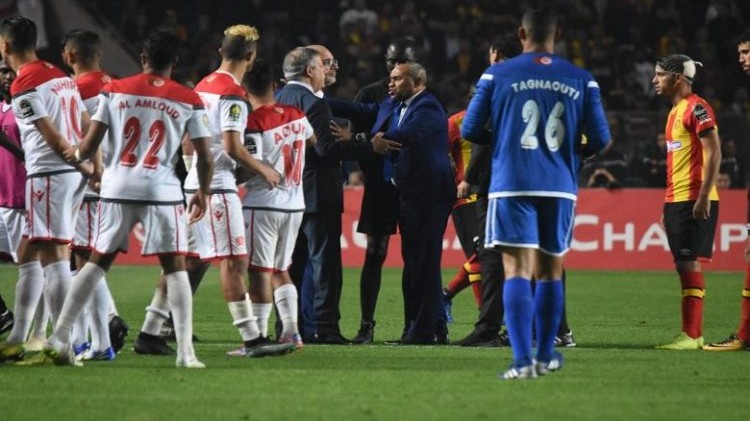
275, 47, 369, 343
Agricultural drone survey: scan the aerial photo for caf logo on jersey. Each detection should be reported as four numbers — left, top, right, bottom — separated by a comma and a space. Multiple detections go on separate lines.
228, 104, 241, 122
18, 99, 34, 118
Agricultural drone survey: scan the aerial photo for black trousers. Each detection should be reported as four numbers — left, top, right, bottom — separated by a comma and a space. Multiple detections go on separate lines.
398, 199, 452, 339
472, 195, 505, 335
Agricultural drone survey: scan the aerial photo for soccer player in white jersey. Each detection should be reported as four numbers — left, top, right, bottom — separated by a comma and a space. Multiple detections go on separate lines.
0, 16, 90, 362
177, 24, 294, 358
61, 28, 129, 360
25, 30, 214, 368
240, 59, 315, 350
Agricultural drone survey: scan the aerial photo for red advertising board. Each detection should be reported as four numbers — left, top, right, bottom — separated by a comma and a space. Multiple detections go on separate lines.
117, 188, 747, 271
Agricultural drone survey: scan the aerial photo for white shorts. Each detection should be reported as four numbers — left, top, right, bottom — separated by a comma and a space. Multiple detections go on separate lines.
73, 199, 99, 250
94, 201, 188, 256
244, 208, 302, 272
0, 207, 25, 262
187, 192, 247, 260
24, 171, 85, 243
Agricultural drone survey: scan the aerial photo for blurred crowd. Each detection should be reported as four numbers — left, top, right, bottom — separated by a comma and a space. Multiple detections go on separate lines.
80, 0, 750, 187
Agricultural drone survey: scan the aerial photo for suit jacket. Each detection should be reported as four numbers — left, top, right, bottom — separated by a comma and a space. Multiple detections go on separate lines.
275, 82, 370, 213
329, 90, 456, 205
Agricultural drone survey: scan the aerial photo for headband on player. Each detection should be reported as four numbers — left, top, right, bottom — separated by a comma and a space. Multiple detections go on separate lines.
656, 54, 703, 84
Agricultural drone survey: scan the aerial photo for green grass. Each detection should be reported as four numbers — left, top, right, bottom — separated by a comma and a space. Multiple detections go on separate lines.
0, 265, 747, 421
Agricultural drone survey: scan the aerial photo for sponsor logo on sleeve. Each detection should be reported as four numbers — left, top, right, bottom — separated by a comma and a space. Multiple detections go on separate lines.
18, 99, 34, 118
245, 135, 257, 154
228, 104, 241, 122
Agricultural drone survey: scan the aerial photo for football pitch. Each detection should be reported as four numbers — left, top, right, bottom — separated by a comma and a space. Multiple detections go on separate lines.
0, 265, 747, 421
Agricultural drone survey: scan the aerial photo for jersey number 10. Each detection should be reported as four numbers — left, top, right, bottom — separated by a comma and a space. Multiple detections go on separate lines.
281, 140, 304, 186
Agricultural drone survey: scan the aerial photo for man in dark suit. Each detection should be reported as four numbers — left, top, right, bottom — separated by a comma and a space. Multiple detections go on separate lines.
330, 62, 456, 344
275, 47, 369, 344
347, 38, 416, 344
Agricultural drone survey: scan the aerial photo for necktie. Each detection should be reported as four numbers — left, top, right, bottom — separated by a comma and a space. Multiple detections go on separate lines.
382, 102, 404, 184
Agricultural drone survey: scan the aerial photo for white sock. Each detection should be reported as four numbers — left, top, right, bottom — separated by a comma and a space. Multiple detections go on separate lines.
140, 288, 170, 336
274, 284, 299, 338
252, 302, 273, 337
48, 263, 103, 351
165, 271, 195, 360
89, 277, 112, 351
71, 309, 90, 350
43, 261, 73, 324
7, 261, 44, 343
28, 293, 49, 342
228, 296, 261, 342
106, 282, 119, 319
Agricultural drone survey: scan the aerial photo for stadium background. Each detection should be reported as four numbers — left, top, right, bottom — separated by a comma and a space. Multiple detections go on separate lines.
6, 0, 749, 270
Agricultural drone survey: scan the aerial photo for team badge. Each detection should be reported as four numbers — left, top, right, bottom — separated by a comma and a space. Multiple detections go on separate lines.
152, 78, 165, 87
228, 104, 241, 122
18, 99, 34, 118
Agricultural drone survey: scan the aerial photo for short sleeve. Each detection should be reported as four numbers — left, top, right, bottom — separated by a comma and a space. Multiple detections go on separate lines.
187, 107, 211, 140
12, 90, 48, 124
687, 101, 717, 136
218, 98, 248, 133
92, 93, 111, 126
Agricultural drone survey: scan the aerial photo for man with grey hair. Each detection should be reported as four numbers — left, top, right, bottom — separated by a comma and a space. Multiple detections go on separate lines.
329, 61, 456, 344
275, 47, 370, 344
306, 44, 338, 93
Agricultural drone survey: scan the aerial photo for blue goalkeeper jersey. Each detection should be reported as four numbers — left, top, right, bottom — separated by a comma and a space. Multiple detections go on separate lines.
462, 52, 611, 200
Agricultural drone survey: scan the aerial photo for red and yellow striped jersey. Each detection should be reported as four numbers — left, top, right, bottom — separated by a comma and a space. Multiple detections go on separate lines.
663, 93, 719, 203
448, 109, 477, 207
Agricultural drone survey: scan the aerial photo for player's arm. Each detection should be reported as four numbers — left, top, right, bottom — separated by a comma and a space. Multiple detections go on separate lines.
34, 116, 75, 156
306, 133, 317, 147
461, 74, 493, 144
0, 130, 23, 161
582, 78, 613, 157
188, 135, 214, 223
694, 128, 721, 219
224, 130, 280, 189
64, 120, 108, 163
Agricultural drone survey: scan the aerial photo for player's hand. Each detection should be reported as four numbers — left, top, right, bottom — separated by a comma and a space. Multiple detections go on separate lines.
187, 191, 208, 224
330, 121, 351, 142
63, 145, 80, 164
371, 132, 401, 155
87, 168, 102, 193
260, 164, 281, 189
76, 160, 95, 177
692, 196, 710, 220
457, 181, 471, 199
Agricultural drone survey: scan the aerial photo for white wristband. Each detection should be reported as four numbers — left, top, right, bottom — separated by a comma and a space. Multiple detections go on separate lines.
74, 148, 81, 163
182, 154, 194, 171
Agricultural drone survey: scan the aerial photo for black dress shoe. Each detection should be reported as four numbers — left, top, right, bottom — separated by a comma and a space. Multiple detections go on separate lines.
314, 332, 351, 345
454, 330, 502, 347
351, 322, 375, 345
401, 335, 437, 345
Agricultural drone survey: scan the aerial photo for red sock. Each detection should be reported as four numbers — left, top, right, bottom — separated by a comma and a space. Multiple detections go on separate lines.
680, 271, 705, 338
445, 267, 470, 298
464, 257, 483, 308
737, 265, 750, 342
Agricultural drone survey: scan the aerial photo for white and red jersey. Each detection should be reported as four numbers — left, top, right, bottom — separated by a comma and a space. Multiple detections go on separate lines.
93, 73, 210, 203
242, 103, 313, 211
11, 60, 86, 176
76, 70, 112, 115
75, 70, 112, 199
184, 71, 249, 192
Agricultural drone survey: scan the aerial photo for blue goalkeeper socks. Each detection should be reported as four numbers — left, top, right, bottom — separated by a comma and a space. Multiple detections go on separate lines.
503, 276, 534, 367
534, 280, 564, 362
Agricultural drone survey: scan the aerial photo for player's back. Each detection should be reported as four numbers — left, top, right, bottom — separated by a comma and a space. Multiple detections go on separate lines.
184, 71, 248, 192
75, 70, 112, 115
481, 53, 609, 198
96, 73, 206, 203
11, 60, 85, 176
243, 103, 313, 211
